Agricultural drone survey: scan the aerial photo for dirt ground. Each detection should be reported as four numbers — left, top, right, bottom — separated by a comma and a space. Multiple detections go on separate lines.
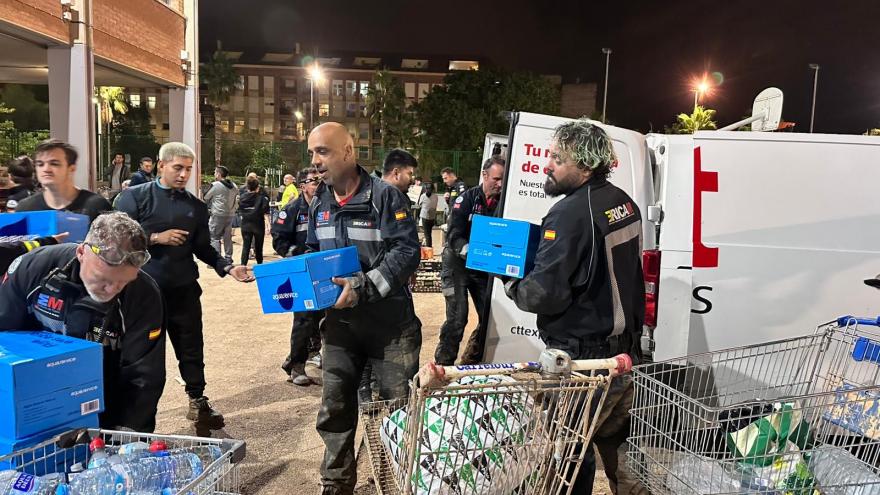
153, 229, 611, 494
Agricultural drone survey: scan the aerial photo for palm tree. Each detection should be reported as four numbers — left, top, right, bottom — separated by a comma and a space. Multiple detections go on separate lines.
675, 106, 718, 134
96, 86, 128, 170
365, 69, 409, 149
200, 46, 239, 166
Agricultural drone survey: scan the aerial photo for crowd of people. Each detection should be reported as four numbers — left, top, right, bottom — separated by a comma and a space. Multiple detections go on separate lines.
0, 116, 646, 494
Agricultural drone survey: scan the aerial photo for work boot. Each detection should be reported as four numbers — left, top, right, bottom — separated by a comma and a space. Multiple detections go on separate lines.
289, 364, 311, 386
186, 396, 225, 430
306, 352, 322, 369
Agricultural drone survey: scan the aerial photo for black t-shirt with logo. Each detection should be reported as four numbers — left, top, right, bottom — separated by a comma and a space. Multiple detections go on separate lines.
15, 189, 112, 222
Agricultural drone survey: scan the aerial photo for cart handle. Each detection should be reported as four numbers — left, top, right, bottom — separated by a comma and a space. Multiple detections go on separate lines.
415, 353, 632, 389
837, 315, 880, 327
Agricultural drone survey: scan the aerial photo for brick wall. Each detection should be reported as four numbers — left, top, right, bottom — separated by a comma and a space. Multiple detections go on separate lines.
92, 0, 186, 86
560, 83, 598, 119
0, 0, 68, 43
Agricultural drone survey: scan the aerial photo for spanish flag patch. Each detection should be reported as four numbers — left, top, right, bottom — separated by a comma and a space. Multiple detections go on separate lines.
394, 210, 408, 221
148, 328, 162, 340
543, 230, 557, 241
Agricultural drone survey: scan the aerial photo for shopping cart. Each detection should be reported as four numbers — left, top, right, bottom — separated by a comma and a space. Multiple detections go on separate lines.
360, 349, 633, 495
0, 428, 246, 495
628, 316, 880, 494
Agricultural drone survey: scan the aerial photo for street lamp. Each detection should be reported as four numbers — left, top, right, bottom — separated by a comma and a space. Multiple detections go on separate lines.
808, 63, 820, 133
693, 79, 710, 109
601, 48, 612, 123
308, 64, 324, 131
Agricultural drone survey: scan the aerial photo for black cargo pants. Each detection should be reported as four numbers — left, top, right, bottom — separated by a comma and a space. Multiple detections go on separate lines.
162, 282, 206, 399
434, 248, 490, 365
317, 307, 422, 494
282, 310, 323, 372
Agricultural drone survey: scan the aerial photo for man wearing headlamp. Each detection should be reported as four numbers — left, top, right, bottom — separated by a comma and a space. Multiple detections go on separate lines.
0, 211, 166, 432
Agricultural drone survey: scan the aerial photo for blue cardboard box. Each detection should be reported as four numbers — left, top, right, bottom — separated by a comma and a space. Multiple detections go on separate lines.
253, 246, 361, 313
0, 415, 97, 475
465, 215, 541, 279
0, 211, 90, 243
0, 331, 104, 440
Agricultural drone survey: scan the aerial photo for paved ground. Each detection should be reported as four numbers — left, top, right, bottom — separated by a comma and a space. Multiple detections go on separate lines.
154, 230, 611, 494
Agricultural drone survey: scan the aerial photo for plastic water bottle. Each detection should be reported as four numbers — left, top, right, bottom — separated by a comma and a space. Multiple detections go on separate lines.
0, 470, 65, 494
167, 445, 222, 468
809, 446, 880, 494
67, 452, 202, 494
87, 439, 110, 469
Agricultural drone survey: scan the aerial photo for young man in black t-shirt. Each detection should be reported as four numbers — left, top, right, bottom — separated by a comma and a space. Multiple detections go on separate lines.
15, 139, 111, 222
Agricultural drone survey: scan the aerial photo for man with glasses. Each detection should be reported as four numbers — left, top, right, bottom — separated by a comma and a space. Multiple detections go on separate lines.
0, 212, 166, 432
115, 141, 253, 434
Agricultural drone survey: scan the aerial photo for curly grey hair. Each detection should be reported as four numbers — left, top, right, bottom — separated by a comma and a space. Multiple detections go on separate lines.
85, 211, 147, 257
552, 119, 616, 178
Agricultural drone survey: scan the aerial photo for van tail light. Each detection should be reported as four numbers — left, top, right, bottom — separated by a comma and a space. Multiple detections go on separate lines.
643, 249, 661, 327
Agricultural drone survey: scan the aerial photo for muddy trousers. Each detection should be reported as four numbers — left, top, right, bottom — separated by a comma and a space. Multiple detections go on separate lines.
163, 282, 206, 399
317, 311, 422, 494
434, 249, 489, 365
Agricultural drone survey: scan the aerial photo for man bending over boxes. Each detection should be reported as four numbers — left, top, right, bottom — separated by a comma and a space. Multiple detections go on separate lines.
0, 212, 165, 432
306, 122, 421, 495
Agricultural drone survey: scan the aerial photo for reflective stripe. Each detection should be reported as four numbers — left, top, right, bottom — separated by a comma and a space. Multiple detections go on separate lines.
441, 287, 455, 297
23, 240, 39, 251
604, 220, 642, 336
367, 269, 392, 297
316, 226, 336, 240
348, 227, 381, 242
296, 223, 309, 232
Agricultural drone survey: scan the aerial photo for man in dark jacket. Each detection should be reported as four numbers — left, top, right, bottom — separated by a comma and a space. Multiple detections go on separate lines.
0, 212, 165, 432
440, 167, 467, 209
272, 167, 322, 385
434, 156, 505, 366
306, 123, 421, 494
503, 119, 645, 494
106, 152, 130, 197
114, 142, 254, 433
128, 157, 155, 187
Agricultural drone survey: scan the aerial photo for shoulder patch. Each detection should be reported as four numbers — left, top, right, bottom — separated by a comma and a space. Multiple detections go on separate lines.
279, 211, 287, 219
394, 210, 408, 221
7, 256, 22, 274
148, 328, 162, 340
455, 196, 464, 204
543, 230, 557, 241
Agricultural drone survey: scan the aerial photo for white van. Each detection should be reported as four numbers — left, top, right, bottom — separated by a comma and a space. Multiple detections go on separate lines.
483, 113, 880, 363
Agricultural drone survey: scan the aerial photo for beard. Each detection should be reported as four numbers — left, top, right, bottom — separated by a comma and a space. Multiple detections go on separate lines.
543, 173, 578, 197
83, 282, 115, 303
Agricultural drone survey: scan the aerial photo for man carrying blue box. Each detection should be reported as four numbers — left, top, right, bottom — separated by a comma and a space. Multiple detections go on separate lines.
0, 211, 166, 432
434, 156, 506, 366
501, 119, 646, 494
305, 122, 422, 495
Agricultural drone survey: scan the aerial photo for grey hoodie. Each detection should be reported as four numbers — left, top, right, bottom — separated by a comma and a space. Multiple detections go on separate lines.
204, 179, 238, 217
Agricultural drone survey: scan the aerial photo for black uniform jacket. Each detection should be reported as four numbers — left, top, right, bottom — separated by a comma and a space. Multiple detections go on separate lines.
0, 244, 166, 432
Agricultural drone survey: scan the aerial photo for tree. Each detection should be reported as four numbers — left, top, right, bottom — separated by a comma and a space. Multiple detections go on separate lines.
415, 67, 560, 153
96, 86, 128, 170
669, 106, 718, 134
200, 46, 239, 166
111, 103, 160, 163
252, 142, 285, 190
365, 69, 413, 148
865, 128, 880, 136
0, 84, 49, 130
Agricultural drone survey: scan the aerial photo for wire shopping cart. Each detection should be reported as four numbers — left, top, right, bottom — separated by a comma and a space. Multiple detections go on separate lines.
0, 428, 246, 495
628, 316, 880, 494
360, 349, 633, 495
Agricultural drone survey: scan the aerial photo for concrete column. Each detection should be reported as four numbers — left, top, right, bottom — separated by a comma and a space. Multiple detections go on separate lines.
169, 0, 201, 196
47, 45, 96, 190
46, 0, 96, 191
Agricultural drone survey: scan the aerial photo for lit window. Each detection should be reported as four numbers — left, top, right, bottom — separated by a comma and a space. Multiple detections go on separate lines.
345, 81, 357, 97
219, 119, 230, 133
418, 83, 430, 99
263, 119, 274, 134
332, 80, 344, 98
263, 76, 275, 95
319, 103, 329, 117
249, 117, 259, 130
147, 96, 156, 109
249, 97, 260, 114
296, 121, 304, 140
404, 82, 416, 99
129, 94, 141, 108
263, 97, 275, 114
248, 75, 259, 94
360, 81, 370, 98
234, 119, 245, 133
233, 96, 244, 112
282, 77, 296, 89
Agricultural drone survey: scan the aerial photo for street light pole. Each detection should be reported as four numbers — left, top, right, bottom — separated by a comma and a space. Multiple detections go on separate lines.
601, 48, 612, 123
809, 63, 820, 133
309, 76, 315, 131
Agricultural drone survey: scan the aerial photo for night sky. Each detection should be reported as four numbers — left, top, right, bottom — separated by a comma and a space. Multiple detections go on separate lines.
201, 0, 880, 134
